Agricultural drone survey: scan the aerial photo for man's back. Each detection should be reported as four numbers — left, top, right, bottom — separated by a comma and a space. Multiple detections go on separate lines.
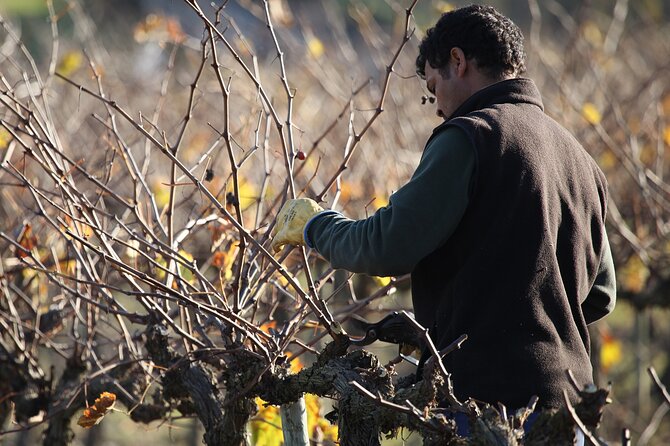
412, 78, 609, 409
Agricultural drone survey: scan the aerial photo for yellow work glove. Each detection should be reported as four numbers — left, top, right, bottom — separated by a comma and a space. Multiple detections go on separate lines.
271, 198, 324, 252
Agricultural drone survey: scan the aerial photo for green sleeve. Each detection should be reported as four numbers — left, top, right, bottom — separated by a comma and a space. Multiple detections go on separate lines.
307, 127, 475, 276
582, 231, 617, 324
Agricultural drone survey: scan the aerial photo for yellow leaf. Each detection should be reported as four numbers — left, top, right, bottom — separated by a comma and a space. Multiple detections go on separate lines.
663, 127, 670, 147
252, 353, 336, 444
259, 321, 277, 335
317, 418, 339, 441
306, 393, 319, 438
56, 50, 83, 77
179, 249, 194, 263
62, 215, 94, 240
662, 94, 670, 116
620, 254, 649, 293
371, 195, 387, 211
226, 180, 258, 212
251, 398, 283, 446
0, 127, 11, 149
435, 1, 455, 13
340, 181, 362, 203
582, 21, 603, 47
251, 393, 338, 443
306, 394, 338, 441
373, 276, 392, 287
152, 177, 171, 209
307, 37, 324, 59
176, 249, 195, 284
238, 181, 258, 210
154, 253, 167, 280
57, 259, 77, 275
289, 356, 303, 374
582, 103, 602, 125
77, 392, 116, 429
599, 150, 617, 170
600, 334, 622, 372
274, 270, 296, 288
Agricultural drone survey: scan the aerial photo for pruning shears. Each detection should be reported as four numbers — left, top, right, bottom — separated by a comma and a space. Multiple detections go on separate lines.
349, 311, 425, 366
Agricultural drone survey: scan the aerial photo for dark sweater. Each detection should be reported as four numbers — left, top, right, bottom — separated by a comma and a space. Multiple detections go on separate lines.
308, 78, 616, 410
415, 78, 610, 409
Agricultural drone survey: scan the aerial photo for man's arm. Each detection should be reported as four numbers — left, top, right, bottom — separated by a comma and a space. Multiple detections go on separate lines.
305, 127, 475, 277
582, 231, 616, 324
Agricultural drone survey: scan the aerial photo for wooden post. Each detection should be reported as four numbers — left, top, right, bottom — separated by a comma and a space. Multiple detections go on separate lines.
635, 308, 650, 417
280, 396, 310, 446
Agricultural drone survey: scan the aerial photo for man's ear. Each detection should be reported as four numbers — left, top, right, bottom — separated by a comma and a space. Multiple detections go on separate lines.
450, 47, 468, 78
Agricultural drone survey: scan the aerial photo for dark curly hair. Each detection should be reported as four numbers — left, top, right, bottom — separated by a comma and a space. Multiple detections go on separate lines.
416, 5, 526, 79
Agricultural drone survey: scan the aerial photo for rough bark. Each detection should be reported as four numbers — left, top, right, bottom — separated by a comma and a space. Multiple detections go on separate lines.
254, 340, 611, 445
145, 323, 257, 446
42, 353, 86, 446
256, 346, 452, 445
5, 323, 610, 446
179, 364, 229, 446
0, 343, 50, 427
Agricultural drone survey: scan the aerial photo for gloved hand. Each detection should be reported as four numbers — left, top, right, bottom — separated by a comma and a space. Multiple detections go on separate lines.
271, 198, 323, 252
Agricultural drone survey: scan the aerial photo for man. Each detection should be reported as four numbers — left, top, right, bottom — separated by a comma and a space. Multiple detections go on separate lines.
271, 5, 615, 415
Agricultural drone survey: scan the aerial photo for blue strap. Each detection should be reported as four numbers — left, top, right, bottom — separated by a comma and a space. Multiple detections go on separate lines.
450, 411, 540, 437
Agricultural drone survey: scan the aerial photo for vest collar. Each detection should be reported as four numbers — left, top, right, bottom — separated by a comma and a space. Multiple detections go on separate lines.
431, 78, 544, 136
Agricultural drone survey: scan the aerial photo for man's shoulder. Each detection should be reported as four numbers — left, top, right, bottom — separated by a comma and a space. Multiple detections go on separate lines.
426, 120, 476, 150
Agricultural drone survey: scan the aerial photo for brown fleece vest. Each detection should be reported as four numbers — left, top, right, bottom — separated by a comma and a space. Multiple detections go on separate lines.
413, 79, 608, 409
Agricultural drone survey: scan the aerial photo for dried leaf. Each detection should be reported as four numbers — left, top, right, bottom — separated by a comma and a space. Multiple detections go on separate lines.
213, 243, 238, 281
77, 392, 116, 428
62, 215, 94, 240
134, 14, 184, 44
16, 223, 38, 258
165, 18, 185, 44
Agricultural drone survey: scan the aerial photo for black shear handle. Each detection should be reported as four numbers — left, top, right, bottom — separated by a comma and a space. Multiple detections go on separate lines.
349, 312, 424, 349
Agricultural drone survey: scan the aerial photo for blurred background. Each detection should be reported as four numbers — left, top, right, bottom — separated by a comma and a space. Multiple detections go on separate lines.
1, 0, 669, 445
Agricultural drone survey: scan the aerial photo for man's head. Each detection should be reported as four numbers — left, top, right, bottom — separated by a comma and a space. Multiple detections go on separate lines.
416, 5, 526, 119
